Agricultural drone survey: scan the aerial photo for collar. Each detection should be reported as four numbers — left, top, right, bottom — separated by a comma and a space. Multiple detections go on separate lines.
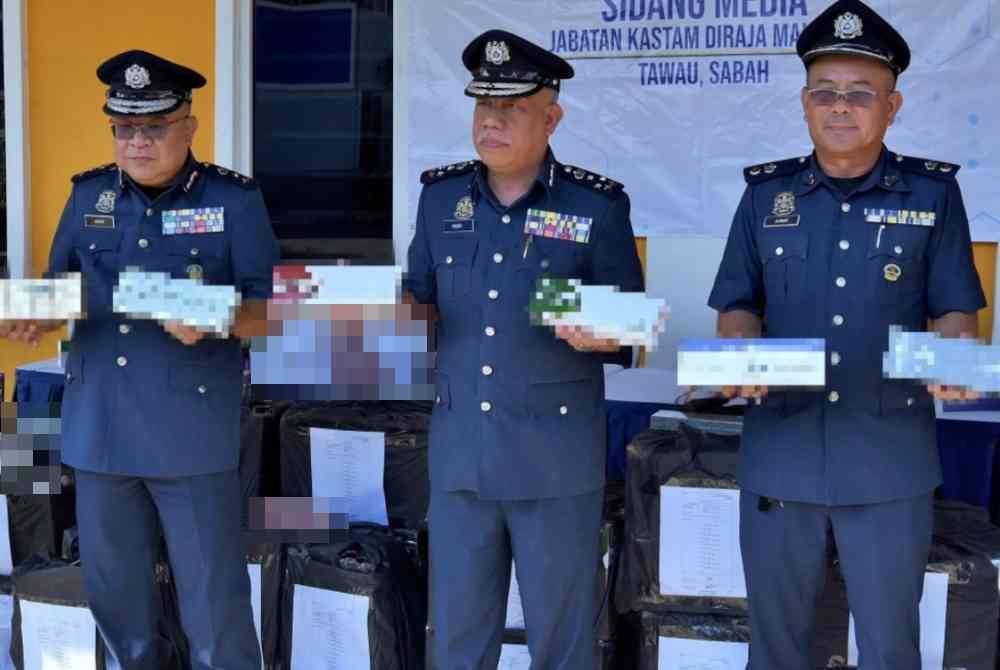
795, 146, 910, 196
118, 151, 202, 196
473, 147, 556, 207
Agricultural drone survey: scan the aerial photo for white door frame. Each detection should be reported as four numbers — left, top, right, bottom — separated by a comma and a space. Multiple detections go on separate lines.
3, 0, 30, 278
214, 0, 254, 176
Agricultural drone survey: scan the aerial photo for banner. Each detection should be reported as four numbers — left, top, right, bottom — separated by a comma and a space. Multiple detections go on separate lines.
406, 0, 1000, 240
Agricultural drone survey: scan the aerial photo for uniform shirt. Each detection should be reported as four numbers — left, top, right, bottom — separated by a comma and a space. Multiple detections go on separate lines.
709, 148, 986, 506
45, 155, 279, 476
406, 150, 644, 500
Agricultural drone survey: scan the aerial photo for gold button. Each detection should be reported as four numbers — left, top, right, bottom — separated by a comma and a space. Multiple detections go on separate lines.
559, 405, 568, 415
119, 324, 131, 335
482, 365, 494, 376
488, 289, 499, 300
480, 401, 492, 412
839, 240, 850, 251
841, 203, 851, 213
484, 326, 496, 337
138, 238, 149, 249
116, 356, 128, 367
501, 215, 511, 224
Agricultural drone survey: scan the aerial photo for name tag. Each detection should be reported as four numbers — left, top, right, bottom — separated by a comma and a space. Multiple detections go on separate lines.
162, 207, 225, 235
525, 208, 592, 244
763, 215, 800, 228
864, 208, 936, 227
84, 215, 115, 229
442, 219, 475, 234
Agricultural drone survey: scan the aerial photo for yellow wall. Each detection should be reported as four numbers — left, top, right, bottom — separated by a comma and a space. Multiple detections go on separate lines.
0, 0, 215, 398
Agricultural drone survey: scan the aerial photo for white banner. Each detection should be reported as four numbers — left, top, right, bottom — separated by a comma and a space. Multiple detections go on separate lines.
406, 0, 1000, 240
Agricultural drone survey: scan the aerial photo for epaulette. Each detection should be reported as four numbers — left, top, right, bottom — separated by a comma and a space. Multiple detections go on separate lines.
743, 157, 807, 184
71, 163, 117, 184
891, 153, 960, 180
421, 160, 479, 185
201, 162, 257, 189
557, 163, 624, 195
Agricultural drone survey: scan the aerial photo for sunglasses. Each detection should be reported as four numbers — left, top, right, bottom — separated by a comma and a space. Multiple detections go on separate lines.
110, 115, 189, 141
805, 88, 886, 109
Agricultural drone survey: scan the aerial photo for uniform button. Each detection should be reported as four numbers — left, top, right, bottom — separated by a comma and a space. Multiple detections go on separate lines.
831, 352, 841, 366
480, 401, 492, 412
145, 208, 154, 217
119, 324, 131, 335
88, 243, 97, 251
484, 326, 496, 337
445, 256, 454, 265
493, 252, 504, 264
197, 384, 207, 395
833, 314, 845, 326
190, 248, 200, 257
65, 372, 73, 382
775, 246, 784, 256
488, 289, 499, 300
907, 397, 915, 407
559, 405, 568, 415
116, 356, 128, 367
839, 240, 850, 251
435, 395, 441, 405
138, 238, 149, 249
829, 391, 840, 403
894, 245, 903, 255
835, 277, 847, 288
501, 215, 511, 224
841, 202, 851, 213
481, 365, 494, 376
540, 259, 550, 270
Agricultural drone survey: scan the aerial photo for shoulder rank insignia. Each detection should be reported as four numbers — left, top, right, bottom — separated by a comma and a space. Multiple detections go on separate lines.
892, 153, 960, 180
743, 157, 804, 184
201, 162, 257, 189
71, 163, 117, 184
558, 163, 623, 195
421, 160, 480, 185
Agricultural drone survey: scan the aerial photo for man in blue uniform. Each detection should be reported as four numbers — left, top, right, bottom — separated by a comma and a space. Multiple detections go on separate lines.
1, 50, 278, 669
405, 30, 644, 670
708, 2, 985, 669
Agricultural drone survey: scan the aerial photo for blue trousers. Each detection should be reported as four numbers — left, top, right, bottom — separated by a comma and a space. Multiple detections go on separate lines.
75, 468, 261, 670
741, 491, 933, 670
429, 488, 603, 670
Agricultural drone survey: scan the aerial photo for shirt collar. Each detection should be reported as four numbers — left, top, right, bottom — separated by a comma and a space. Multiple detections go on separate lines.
118, 151, 201, 196
473, 147, 556, 208
795, 146, 910, 196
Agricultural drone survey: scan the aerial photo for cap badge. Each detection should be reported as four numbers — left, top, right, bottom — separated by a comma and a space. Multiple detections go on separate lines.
834, 12, 864, 40
485, 40, 511, 66
124, 64, 151, 89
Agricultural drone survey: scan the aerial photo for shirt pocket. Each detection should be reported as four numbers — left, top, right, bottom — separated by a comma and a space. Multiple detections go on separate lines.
866, 241, 924, 306
433, 239, 478, 301
761, 232, 809, 305
525, 376, 600, 419
162, 235, 230, 282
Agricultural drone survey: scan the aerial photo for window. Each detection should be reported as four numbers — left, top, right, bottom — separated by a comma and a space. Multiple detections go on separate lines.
254, 0, 393, 262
